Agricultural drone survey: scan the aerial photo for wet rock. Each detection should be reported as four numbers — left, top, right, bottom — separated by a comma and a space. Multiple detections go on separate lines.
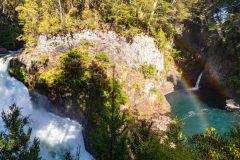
226, 99, 240, 112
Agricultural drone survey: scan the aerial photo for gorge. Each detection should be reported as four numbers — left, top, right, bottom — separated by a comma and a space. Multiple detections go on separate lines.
1, 0, 240, 159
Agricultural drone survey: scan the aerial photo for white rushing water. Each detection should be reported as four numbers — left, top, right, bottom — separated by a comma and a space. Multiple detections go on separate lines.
0, 56, 93, 160
195, 72, 203, 89
190, 72, 203, 91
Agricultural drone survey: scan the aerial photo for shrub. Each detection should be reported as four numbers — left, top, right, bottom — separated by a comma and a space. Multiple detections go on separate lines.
8, 61, 28, 83
141, 63, 157, 79
38, 68, 63, 87
39, 55, 49, 65
60, 48, 91, 75
133, 83, 143, 95
95, 51, 109, 63
149, 87, 165, 104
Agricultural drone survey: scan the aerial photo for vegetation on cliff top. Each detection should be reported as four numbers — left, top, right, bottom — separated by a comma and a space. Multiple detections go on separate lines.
15, 0, 195, 51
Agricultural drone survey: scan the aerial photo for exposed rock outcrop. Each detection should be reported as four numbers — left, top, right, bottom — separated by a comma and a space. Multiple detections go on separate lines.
202, 45, 238, 103
11, 30, 172, 133
202, 45, 229, 89
226, 99, 240, 112
36, 30, 164, 71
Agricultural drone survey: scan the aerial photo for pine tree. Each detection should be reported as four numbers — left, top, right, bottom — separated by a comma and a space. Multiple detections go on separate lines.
90, 65, 130, 160
0, 104, 40, 160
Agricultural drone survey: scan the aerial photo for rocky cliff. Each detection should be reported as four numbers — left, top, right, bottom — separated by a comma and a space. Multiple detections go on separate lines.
10, 30, 172, 132
177, 21, 239, 103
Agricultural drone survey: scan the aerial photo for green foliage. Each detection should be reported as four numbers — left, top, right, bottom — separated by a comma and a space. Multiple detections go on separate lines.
165, 118, 184, 145
0, 0, 23, 49
17, 0, 85, 47
141, 63, 157, 79
89, 67, 130, 160
8, 61, 28, 83
129, 121, 195, 160
0, 104, 40, 160
39, 55, 49, 65
60, 48, 91, 76
0, 19, 22, 49
79, 9, 101, 30
188, 127, 240, 159
38, 68, 62, 87
133, 83, 143, 95
149, 87, 166, 104
37, 49, 92, 108
15, 0, 193, 47
95, 52, 109, 63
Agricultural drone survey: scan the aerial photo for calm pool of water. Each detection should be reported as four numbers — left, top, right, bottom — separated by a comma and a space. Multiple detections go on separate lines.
166, 88, 240, 136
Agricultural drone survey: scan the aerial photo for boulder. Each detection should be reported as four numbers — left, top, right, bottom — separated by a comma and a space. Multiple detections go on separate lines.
0, 48, 8, 54
226, 99, 240, 112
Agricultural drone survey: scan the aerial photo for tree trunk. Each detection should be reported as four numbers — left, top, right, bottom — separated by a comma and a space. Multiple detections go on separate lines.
147, 0, 158, 35
2, 0, 5, 14
110, 65, 116, 160
58, 0, 63, 25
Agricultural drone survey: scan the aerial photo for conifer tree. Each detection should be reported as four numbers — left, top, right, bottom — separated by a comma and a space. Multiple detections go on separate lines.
90, 65, 130, 160
0, 104, 40, 160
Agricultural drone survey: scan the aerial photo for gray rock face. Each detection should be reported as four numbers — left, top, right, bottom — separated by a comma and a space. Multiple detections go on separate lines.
37, 30, 164, 71
203, 52, 228, 89
12, 30, 171, 133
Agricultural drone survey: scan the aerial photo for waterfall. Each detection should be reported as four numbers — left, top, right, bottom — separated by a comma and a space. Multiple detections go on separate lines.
190, 72, 203, 91
195, 72, 203, 89
0, 56, 93, 159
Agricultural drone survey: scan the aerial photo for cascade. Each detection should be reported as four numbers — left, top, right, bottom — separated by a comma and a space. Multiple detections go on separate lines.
195, 72, 203, 89
191, 72, 203, 91
0, 55, 93, 159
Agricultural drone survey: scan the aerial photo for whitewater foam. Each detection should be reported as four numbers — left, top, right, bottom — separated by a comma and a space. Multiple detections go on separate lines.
0, 57, 93, 159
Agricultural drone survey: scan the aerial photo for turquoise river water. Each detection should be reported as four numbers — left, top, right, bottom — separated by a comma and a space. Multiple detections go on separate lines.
166, 88, 240, 136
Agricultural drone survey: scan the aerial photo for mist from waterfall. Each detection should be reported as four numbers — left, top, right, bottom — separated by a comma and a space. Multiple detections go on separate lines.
0, 57, 93, 159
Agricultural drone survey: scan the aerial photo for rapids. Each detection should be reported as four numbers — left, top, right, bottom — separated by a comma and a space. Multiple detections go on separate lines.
0, 56, 93, 159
